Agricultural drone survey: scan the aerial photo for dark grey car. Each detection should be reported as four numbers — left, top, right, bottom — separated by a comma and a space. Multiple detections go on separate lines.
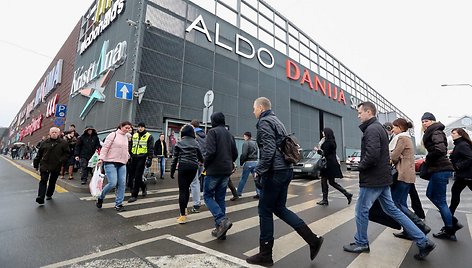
293, 150, 322, 179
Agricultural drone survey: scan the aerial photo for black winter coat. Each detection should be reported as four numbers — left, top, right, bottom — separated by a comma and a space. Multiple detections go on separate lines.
319, 140, 343, 178
422, 122, 454, 173
450, 137, 472, 179
33, 138, 70, 172
204, 113, 238, 176
240, 139, 258, 166
255, 110, 291, 176
154, 139, 168, 157
75, 130, 101, 160
171, 137, 203, 176
358, 117, 392, 187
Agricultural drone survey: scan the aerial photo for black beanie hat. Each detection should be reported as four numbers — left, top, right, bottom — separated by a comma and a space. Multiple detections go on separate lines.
421, 112, 436, 121
180, 124, 195, 139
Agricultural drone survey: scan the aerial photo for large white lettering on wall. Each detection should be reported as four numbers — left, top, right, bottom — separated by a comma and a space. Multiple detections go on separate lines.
34, 59, 63, 108
78, 0, 125, 55
71, 40, 127, 96
186, 15, 275, 69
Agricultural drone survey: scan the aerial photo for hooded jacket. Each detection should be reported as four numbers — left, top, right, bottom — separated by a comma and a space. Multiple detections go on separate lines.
33, 137, 70, 172
75, 128, 101, 160
204, 112, 238, 176
255, 110, 291, 176
449, 137, 472, 179
422, 122, 454, 173
357, 117, 392, 187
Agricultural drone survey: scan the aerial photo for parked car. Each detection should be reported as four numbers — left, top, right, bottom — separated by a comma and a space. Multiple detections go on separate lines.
293, 150, 322, 179
346, 151, 361, 170
415, 155, 426, 173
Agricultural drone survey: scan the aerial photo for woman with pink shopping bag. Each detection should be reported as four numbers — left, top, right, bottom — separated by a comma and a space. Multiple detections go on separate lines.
95, 121, 132, 212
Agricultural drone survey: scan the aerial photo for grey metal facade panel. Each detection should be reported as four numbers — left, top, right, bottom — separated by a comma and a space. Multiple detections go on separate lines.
185, 42, 214, 69
141, 49, 183, 81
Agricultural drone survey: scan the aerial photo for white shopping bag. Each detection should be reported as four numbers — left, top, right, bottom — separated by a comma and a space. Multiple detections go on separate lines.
89, 165, 105, 198
88, 151, 99, 168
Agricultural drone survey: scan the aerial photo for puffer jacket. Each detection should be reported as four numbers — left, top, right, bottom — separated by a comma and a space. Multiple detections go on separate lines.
171, 137, 204, 176
450, 137, 472, 179
422, 122, 454, 173
33, 138, 70, 172
357, 117, 392, 187
255, 110, 291, 176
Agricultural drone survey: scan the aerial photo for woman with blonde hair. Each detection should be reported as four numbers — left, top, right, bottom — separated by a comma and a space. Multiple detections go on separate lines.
389, 118, 430, 240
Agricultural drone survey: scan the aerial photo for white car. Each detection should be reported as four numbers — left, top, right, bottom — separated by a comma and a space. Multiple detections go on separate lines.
346, 151, 361, 170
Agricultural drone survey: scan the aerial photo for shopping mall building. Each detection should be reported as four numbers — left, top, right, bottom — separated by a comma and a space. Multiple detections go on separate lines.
6, 0, 412, 159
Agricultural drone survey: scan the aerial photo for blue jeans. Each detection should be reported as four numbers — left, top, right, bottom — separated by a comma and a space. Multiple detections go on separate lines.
100, 162, 126, 207
355, 186, 428, 248
204, 175, 229, 226
190, 166, 203, 207
259, 169, 305, 242
426, 171, 453, 227
158, 156, 165, 178
237, 161, 260, 196
391, 181, 411, 215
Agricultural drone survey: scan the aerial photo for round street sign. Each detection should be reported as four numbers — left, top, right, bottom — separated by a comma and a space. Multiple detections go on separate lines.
204, 90, 214, 107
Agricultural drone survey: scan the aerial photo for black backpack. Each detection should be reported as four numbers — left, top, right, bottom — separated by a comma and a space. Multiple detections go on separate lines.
280, 134, 302, 164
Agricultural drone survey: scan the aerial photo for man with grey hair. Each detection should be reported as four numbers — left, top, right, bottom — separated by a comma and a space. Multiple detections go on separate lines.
33, 127, 70, 205
247, 97, 323, 266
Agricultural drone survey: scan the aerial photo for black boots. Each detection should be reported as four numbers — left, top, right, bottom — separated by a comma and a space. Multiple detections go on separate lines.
246, 239, 274, 267
295, 224, 324, 261
405, 209, 431, 234
433, 226, 457, 241
452, 216, 464, 231
317, 199, 328, 205
345, 192, 353, 205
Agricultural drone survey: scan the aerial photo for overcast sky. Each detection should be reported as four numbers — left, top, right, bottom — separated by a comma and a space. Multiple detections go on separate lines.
1, 0, 471, 140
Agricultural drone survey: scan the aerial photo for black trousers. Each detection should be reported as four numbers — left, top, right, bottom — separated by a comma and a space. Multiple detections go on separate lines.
449, 179, 472, 215
409, 184, 426, 219
320, 176, 349, 198
129, 157, 147, 197
38, 171, 60, 199
79, 158, 90, 182
178, 165, 198, 215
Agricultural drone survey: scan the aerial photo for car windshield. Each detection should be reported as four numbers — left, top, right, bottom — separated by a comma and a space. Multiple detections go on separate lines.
302, 150, 321, 159
351, 151, 360, 157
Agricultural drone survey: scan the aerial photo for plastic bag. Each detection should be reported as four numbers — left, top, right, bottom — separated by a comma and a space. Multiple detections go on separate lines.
89, 165, 105, 198
88, 151, 99, 168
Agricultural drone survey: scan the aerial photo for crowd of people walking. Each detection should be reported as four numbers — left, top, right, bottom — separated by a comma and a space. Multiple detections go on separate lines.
19, 96, 471, 266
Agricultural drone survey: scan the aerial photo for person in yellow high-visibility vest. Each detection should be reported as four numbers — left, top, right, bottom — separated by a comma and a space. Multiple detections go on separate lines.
128, 122, 154, 203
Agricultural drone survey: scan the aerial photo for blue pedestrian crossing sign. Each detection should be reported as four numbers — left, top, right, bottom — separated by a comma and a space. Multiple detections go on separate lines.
115, 81, 134, 100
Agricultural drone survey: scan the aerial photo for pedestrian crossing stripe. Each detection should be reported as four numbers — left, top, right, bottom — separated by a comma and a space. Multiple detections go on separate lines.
80, 187, 180, 201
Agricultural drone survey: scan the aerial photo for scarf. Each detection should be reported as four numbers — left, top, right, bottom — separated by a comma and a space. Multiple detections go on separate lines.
389, 132, 410, 152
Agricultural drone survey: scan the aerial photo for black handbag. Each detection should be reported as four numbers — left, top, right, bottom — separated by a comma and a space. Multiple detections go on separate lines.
319, 157, 327, 170
419, 163, 431, 180
369, 200, 402, 230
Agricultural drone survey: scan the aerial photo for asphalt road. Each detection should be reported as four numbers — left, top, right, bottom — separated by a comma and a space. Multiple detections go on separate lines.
0, 155, 471, 268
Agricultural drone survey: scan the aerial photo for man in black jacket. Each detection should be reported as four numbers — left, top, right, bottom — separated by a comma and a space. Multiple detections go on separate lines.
74, 126, 101, 185
246, 97, 323, 267
343, 101, 435, 260
128, 123, 154, 202
234, 131, 260, 199
203, 112, 238, 240
33, 127, 70, 204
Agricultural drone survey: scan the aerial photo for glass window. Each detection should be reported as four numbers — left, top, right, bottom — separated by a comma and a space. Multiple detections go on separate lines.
334, 77, 339, 86
275, 38, 286, 55
341, 81, 346, 90
219, 0, 237, 10
189, 0, 215, 14
319, 57, 326, 69
327, 63, 334, 74
259, 14, 274, 34
334, 67, 339, 77
274, 13, 285, 28
319, 48, 326, 59
310, 41, 317, 51
259, 2, 273, 19
310, 50, 318, 62
310, 61, 318, 72
327, 73, 334, 83
319, 67, 327, 78
150, 0, 186, 17
288, 34, 298, 49
259, 28, 274, 47
146, 6, 185, 37
300, 55, 309, 69
300, 43, 309, 57
274, 25, 286, 41
289, 47, 299, 61
340, 65, 346, 74
241, 1, 257, 22
217, 3, 237, 26
243, 0, 257, 8
288, 24, 298, 37
240, 17, 257, 37
333, 58, 339, 69
299, 34, 309, 46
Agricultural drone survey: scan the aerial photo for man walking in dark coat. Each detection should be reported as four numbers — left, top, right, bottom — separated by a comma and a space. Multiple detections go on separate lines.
75, 126, 101, 185
246, 97, 323, 266
33, 127, 70, 204
203, 112, 238, 240
343, 101, 435, 260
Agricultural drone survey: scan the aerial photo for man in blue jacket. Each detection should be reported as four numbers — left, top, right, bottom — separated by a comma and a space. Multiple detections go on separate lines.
343, 101, 435, 260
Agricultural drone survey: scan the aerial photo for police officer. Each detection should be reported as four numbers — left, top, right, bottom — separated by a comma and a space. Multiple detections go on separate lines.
128, 122, 154, 203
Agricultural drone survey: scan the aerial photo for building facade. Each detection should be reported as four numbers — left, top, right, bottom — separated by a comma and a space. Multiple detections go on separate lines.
8, 0, 412, 159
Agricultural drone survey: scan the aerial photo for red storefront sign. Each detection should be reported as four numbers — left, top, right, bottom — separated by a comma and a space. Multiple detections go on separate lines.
19, 114, 43, 141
